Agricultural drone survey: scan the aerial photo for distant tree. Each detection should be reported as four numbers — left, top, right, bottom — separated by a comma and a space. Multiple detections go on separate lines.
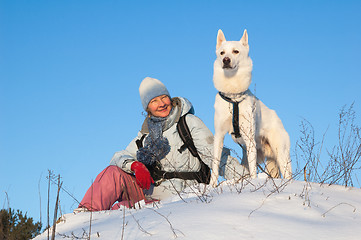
0, 208, 42, 240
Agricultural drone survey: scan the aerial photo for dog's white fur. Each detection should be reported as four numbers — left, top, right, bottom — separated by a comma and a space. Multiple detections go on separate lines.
210, 29, 292, 186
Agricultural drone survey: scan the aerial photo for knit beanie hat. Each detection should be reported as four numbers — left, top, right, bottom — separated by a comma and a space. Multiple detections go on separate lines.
139, 77, 170, 110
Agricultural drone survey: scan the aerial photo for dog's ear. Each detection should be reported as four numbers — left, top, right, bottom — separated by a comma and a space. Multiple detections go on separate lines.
240, 29, 249, 48
216, 29, 226, 50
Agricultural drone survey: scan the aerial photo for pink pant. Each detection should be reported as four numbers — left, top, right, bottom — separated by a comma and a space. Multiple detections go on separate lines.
79, 165, 145, 211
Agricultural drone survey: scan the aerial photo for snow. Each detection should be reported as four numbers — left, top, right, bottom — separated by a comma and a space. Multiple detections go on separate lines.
33, 179, 361, 240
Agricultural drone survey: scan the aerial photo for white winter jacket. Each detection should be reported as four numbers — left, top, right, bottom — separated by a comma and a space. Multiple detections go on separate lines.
110, 97, 247, 199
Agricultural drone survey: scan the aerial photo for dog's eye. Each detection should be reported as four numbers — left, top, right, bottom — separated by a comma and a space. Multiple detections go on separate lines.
233, 50, 239, 54
220, 51, 225, 55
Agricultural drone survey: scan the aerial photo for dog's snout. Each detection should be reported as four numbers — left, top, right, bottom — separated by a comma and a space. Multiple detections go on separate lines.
222, 57, 232, 69
223, 57, 231, 65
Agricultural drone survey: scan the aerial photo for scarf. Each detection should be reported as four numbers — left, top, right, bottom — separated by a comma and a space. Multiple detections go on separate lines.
136, 115, 171, 166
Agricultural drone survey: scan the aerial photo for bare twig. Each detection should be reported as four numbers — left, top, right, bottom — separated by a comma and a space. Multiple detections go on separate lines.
121, 205, 126, 240
300, 182, 312, 207
4, 191, 10, 210
129, 210, 152, 236
88, 179, 93, 240
38, 173, 43, 228
248, 196, 267, 218
51, 174, 62, 240
48, 177, 81, 205
58, 229, 89, 239
47, 170, 53, 240
322, 202, 357, 217
294, 103, 361, 188
248, 178, 292, 218
147, 208, 184, 238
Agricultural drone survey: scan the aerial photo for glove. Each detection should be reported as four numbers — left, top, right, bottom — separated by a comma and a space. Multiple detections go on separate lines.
131, 161, 154, 190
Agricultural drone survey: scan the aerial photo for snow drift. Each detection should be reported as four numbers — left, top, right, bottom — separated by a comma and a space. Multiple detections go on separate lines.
34, 178, 361, 240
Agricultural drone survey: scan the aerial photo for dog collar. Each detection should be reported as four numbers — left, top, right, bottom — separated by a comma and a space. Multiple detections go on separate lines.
218, 90, 249, 103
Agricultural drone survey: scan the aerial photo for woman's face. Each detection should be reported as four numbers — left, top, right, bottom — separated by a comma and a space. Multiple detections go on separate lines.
147, 95, 172, 118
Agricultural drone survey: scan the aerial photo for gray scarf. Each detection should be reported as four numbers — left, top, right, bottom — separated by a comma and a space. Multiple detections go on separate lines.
136, 115, 171, 166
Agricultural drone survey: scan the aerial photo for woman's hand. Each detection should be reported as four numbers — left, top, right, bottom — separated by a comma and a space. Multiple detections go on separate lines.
131, 161, 154, 190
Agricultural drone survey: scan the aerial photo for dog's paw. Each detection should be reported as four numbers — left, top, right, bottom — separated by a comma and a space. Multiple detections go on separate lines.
209, 177, 218, 188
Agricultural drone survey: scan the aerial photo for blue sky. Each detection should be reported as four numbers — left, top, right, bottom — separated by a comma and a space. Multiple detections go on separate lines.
1, 0, 360, 225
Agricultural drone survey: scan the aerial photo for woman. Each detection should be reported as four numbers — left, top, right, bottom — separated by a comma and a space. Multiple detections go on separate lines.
76, 77, 248, 212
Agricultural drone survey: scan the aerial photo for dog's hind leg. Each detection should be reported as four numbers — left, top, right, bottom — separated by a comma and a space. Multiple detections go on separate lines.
265, 129, 292, 179
239, 144, 249, 171
265, 158, 280, 178
260, 139, 280, 178
274, 142, 292, 179
278, 151, 292, 179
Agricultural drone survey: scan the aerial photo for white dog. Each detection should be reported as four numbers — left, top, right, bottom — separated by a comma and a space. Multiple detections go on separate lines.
210, 29, 292, 186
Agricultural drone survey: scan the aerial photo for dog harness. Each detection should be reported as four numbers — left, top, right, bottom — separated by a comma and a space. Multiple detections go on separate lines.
218, 91, 249, 138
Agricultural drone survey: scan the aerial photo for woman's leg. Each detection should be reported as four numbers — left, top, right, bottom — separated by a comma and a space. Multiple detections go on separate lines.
78, 165, 145, 211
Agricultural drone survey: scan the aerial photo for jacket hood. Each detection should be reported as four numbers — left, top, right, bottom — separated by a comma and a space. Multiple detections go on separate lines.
175, 96, 194, 116
140, 97, 194, 134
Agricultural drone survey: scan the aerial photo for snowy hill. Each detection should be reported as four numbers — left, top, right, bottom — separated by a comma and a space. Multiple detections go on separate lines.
34, 179, 361, 240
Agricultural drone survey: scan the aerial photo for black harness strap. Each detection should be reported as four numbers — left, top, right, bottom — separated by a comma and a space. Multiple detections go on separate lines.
176, 113, 211, 184
177, 113, 198, 157
218, 92, 244, 138
135, 134, 147, 149
158, 162, 210, 183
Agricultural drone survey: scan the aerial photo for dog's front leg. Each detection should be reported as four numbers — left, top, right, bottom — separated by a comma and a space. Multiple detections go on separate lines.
210, 131, 225, 187
246, 138, 257, 178
241, 106, 258, 178
211, 95, 232, 187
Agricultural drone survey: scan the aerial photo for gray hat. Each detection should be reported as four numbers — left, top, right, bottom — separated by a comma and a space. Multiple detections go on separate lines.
139, 77, 170, 110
